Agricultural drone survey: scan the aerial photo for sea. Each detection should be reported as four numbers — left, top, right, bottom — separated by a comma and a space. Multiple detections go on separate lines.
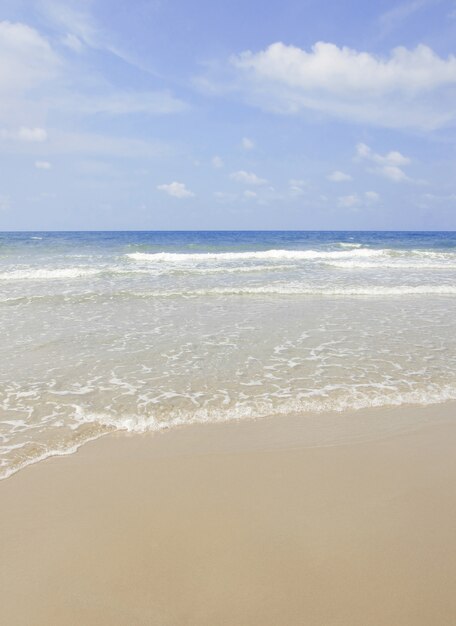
1, 230, 456, 479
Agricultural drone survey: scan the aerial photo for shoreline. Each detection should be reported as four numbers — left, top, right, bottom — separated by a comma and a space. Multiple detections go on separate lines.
3, 400, 456, 482
2, 404, 456, 624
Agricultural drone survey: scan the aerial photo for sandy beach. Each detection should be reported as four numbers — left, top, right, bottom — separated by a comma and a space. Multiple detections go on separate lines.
2, 406, 456, 626
2, 0, 456, 620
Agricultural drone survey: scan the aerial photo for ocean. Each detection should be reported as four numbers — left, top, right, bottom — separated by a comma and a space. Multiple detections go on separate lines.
1, 230, 456, 479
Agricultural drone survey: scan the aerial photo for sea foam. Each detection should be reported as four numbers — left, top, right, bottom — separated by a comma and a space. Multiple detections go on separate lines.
126, 248, 385, 262
0, 268, 101, 281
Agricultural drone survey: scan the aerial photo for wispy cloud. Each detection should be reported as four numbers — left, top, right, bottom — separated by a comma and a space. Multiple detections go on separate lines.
212, 155, 224, 168
35, 160, 51, 169
230, 170, 267, 185
0, 127, 47, 142
0, 14, 186, 162
214, 191, 238, 203
0, 195, 10, 211
365, 191, 380, 203
327, 170, 352, 182
48, 91, 188, 117
288, 179, 308, 196
338, 194, 360, 208
378, 0, 442, 37
241, 137, 254, 150
1, 129, 173, 158
38, 0, 160, 74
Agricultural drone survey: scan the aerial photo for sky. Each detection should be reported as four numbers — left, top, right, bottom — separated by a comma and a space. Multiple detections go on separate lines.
1, 0, 456, 230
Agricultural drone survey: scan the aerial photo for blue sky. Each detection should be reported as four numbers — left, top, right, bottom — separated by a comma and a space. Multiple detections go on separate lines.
1, 0, 456, 230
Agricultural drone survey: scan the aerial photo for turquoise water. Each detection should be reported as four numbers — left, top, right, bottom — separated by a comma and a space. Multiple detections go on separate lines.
1, 231, 456, 478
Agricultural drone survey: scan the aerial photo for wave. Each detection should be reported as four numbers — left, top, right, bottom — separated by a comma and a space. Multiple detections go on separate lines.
170, 264, 296, 274
3, 383, 456, 480
126, 247, 456, 265
0, 431, 107, 481
327, 260, 456, 270
129, 284, 456, 297
0, 264, 297, 284
2, 284, 454, 307
0, 268, 101, 281
126, 248, 386, 262
77, 385, 456, 433
338, 242, 363, 248
3, 249, 455, 284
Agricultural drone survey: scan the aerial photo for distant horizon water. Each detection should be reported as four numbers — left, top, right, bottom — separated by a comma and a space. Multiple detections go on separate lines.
2, 229, 456, 234
1, 230, 456, 479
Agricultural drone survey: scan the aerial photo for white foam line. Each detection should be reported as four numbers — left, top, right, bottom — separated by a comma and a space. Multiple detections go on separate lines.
126, 248, 456, 263
131, 285, 456, 297
3, 385, 456, 481
0, 432, 108, 481
327, 261, 456, 269
126, 248, 386, 262
0, 268, 101, 281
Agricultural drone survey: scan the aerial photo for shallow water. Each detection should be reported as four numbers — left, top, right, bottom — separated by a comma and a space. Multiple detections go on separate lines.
1, 230, 456, 478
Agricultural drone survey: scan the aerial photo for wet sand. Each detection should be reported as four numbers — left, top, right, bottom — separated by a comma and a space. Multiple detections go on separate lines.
1, 408, 456, 625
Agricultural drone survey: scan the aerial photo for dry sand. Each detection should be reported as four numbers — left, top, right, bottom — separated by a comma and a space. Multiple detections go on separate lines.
1, 407, 456, 625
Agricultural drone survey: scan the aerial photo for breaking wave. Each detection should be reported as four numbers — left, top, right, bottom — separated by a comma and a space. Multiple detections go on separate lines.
126, 248, 386, 262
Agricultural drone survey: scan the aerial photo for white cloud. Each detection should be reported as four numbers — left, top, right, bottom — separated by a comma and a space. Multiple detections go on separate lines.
327, 170, 352, 182
230, 170, 267, 185
422, 192, 456, 202
212, 155, 224, 168
244, 190, 257, 198
214, 191, 237, 203
18, 127, 47, 142
289, 178, 306, 187
61, 32, 84, 53
338, 191, 380, 208
356, 143, 412, 182
0, 195, 10, 211
356, 143, 410, 166
241, 137, 254, 150
35, 160, 52, 169
417, 192, 456, 209
288, 179, 307, 196
365, 191, 380, 203
0, 21, 60, 95
380, 165, 409, 182
338, 194, 360, 208
157, 182, 195, 198
0, 127, 48, 142
228, 41, 456, 129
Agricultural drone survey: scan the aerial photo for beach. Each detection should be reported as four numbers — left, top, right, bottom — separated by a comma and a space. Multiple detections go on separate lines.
1, 231, 456, 623
2, 0, 456, 619
2, 405, 456, 625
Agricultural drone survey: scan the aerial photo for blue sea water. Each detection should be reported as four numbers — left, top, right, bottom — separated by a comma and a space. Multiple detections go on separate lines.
1, 230, 456, 478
